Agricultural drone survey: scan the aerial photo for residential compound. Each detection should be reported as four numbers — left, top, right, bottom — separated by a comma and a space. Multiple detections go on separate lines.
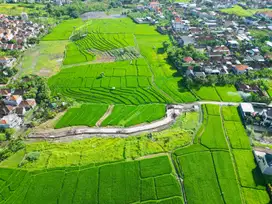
0, 89, 36, 128
0, 14, 43, 51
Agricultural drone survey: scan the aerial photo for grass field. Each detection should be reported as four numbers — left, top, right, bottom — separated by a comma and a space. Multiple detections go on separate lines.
0, 4, 45, 16
101, 104, 165, 127
55, 104, 108, 128
0, 156, 183, 204
221, 106, 241, 121
17, 41, 68, 77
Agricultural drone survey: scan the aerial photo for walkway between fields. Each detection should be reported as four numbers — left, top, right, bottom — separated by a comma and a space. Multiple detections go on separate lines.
28, 101, 241, 140
95, 105, 114, 127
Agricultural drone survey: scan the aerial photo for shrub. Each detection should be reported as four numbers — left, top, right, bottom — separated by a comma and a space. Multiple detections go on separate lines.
26, 152, 40, 162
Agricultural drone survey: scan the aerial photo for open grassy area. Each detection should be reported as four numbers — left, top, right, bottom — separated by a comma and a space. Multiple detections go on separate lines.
193, 86, 221, 101
0, 3, 45, 16
17, 41, 68, 77
221, 5, 272, 17
0, 156, 183, 204
101, 104, 166, 127
215, 86, 242, 102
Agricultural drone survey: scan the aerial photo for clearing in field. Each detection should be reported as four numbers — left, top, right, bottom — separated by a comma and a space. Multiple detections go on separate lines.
0, 156, 183, 204
16, 41, 68, 77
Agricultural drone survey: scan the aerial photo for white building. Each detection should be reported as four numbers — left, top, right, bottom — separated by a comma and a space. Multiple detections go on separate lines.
254, 150, 272, 175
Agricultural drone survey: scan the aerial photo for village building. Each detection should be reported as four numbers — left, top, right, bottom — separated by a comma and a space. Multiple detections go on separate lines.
254, 150, 272, 175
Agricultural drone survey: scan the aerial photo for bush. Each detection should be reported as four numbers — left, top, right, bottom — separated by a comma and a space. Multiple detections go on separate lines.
25, 151, 40, 162
0, 133, 6, 141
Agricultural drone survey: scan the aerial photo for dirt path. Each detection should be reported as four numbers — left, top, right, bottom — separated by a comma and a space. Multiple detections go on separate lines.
28, 102, 241, 140
96, 105, 114, 127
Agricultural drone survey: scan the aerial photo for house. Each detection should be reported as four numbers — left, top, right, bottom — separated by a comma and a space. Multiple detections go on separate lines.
227, 40, 239, 49
0, 57, 16, 68
183, 57, 194, 63
260, 108, 272, 124
3, 95, 23, 106
257, 11, 272, 20
212, 45, 231, 56
254, 150, 272, 175
0, 114, 22, 128
232, 64, 249, 74
0, 101, 10, 118
239, 103, 255, 118
194, 72, 206, 78
236, 83, 264, 96
172, 17, 189, 32
15, 107, 26, 117
19, 99, 36, 110
149, 1, 160, 10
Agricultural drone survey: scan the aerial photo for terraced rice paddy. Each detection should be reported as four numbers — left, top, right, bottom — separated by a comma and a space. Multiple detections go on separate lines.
101, 104, 165, 127
49, 59, 172, 104
0, 156, 183, 204
63, 33, 135, 65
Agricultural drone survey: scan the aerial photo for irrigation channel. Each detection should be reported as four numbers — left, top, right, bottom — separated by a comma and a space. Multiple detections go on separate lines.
28, 101, 240, 140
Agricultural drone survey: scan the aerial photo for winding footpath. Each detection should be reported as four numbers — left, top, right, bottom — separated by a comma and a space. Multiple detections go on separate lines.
28, 101, 240, 140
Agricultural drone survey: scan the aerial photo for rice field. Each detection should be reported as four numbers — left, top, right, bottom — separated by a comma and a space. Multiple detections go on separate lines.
0, 156, 183, 204
48, 59, 173, 104
101, 104, 165, 127
55, 104, 108, 129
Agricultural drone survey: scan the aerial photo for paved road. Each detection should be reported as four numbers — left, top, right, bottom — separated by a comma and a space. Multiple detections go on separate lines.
28, 102, 240, 140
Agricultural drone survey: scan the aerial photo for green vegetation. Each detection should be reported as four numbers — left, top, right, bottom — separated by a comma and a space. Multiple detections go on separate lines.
64, 33, 135, 65
243, 188, 271, 204
193, 87, 221, 101
201, 115, 228, 149
48, 59, 172, 105
205, 104, 220, 116
212, 151, 242, 204
215, 86, 242, 102
224, 121, 251, 149
221, 5, 271, 17
17, 41, 69, 77
43, 19, 84, 41
178, 150, 224, 204
102, 104, 165, 127
0, 156, 183, 204
222, 106, 241, 121
1, 113, 195, 169
55, 104, 108, 128
233, 150, 266, 189
0, 3, 45, 16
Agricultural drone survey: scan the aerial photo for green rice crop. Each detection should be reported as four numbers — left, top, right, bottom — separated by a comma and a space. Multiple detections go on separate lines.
178, 151, 224, 204
0, 157, 183, 204
222, 106, 241, 121
43, 19, 84, 41
205, 104, 220, 116
233, 150, 266, 189
215, 86, 242, 102
201, 115, 228, 149
55, 104, 108, 128
212, 151, 242, 204
242, 188, 270, 204
102, 104, 165, 127
140, 156, 172, 178
224, 121, 251, 149
193, 87, 221, 101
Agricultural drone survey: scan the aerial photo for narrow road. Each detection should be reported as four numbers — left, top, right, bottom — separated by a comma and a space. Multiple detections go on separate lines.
28, 101, 240, 140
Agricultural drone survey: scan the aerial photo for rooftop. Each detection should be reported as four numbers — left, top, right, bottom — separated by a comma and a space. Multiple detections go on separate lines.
240, 103, 254, 113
